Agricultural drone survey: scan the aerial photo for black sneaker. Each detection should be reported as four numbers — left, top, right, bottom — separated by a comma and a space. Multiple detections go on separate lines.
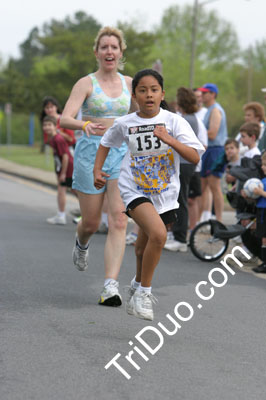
252, 263, 266, 273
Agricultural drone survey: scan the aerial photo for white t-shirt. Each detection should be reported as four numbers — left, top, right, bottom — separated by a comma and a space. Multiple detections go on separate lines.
243, 146, 261, 158
100, 108, 205, 214
195, 116, 208, 172
196, 107, 207, 121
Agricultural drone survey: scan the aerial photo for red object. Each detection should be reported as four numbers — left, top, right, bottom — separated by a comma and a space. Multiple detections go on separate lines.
49, 133, 73, 178
43, 116, 76, 146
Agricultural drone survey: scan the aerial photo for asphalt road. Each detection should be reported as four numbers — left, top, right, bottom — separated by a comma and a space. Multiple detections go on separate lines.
1, 171, 266, 400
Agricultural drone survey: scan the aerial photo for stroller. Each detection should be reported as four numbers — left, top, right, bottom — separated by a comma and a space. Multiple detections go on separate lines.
189, 155, 263, 262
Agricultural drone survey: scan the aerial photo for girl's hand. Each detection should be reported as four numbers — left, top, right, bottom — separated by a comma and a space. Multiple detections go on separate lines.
94, 170, 110, 190
153, 125, 171, 145
83, 123, 106, 137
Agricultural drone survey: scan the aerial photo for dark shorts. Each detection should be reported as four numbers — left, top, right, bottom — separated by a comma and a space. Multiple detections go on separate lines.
60, 177, 73, 188
200, 146, 224, 178
188, 172, 202, 199
125, 197, 178, 225
256, 208, 266, 238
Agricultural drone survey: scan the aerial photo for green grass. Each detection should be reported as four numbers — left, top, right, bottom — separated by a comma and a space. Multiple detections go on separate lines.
0, 145, 54, 171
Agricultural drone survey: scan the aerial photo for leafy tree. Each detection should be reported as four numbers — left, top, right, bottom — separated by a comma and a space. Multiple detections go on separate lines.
117, 22, 156, 76
150, 5, 240, 101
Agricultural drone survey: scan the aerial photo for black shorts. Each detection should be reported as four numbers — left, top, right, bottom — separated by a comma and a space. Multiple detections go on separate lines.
60, 177, 73, 188
125, 197, 178, 225
188, 172, 202, 199
256, 208, 266, 238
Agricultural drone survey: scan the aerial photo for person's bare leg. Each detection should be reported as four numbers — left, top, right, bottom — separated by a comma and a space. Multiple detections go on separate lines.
129, 203, 167, 287
208, 175, 224, 222
104, 179, 128, 280
76, 191, 105, 245
57, 184, 67, 212
188, 197, 199, 230
199, 179, 212, 221
134, 228, 148, 283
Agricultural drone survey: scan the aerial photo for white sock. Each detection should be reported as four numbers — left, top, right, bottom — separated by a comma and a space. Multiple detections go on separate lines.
131, 276, 140, 289
137, 285, 152, 294
104, 278, 117, 287
77, 237, 90, 250
200, 210, 212, 222
101, 212, 108, 227
58, 211, 65, 218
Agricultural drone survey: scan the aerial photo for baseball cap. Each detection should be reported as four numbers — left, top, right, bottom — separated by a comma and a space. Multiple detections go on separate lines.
198, 83, 219, 94
261, 88, 266, 92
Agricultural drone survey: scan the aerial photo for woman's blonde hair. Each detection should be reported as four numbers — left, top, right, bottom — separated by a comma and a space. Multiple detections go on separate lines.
93, 26, 127, 70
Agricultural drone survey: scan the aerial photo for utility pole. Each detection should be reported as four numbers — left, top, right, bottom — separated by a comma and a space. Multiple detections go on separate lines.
189, 0, 199, 88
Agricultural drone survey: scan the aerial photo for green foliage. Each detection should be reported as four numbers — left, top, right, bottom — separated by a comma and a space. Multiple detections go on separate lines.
0, 145, 54, 171
0, 113, 42, 145
117, 22, 156, 76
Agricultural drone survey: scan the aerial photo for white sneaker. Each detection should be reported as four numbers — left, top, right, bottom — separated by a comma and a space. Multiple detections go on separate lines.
126, 231, 138, 245
99, 280, 122, 307
164, 239, 188, 252
124, 286, 136, 315
72, 235, 89, 271
164, 231, 175, 249
133, 291, 157, 321
46, 214, 66, 225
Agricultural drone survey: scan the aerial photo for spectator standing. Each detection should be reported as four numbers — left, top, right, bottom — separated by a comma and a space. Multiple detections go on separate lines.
235, 102, 265, 156
193, 88, 207, 121
198, 83, 228, 222
44, 116, 75, 225
164, 87, 207, 251
40, 96, 76, 154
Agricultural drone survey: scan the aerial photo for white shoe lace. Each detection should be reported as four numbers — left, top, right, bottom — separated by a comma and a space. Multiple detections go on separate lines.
104, 280, 119, 296
139, 292, 158, 310
76, 245, 88, 264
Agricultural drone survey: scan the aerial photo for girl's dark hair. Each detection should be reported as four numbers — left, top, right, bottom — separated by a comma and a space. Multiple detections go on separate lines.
40, 96, 62, 122
132, 69, 171, 111
177, 87, 198, 114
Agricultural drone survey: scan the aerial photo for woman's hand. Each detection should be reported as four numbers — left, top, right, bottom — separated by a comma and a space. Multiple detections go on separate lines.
83, 122, 106, 137
93, 169, 110, 190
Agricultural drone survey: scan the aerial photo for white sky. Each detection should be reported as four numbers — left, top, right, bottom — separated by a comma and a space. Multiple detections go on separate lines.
1, 0, 265, 61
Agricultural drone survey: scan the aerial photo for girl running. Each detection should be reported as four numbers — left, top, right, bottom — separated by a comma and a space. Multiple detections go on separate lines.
94, 69, 205, 320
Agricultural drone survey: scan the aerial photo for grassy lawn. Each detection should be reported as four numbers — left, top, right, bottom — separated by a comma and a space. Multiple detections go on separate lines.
0, 145, 54, 171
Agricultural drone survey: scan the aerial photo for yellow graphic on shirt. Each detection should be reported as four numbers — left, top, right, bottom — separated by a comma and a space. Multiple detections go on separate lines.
130, 148, 175, 195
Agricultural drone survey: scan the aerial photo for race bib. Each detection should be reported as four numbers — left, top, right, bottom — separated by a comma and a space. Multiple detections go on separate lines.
128, 123, 169, 156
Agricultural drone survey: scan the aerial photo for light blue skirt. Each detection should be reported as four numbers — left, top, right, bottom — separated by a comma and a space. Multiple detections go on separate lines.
72, 134, 127, 194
